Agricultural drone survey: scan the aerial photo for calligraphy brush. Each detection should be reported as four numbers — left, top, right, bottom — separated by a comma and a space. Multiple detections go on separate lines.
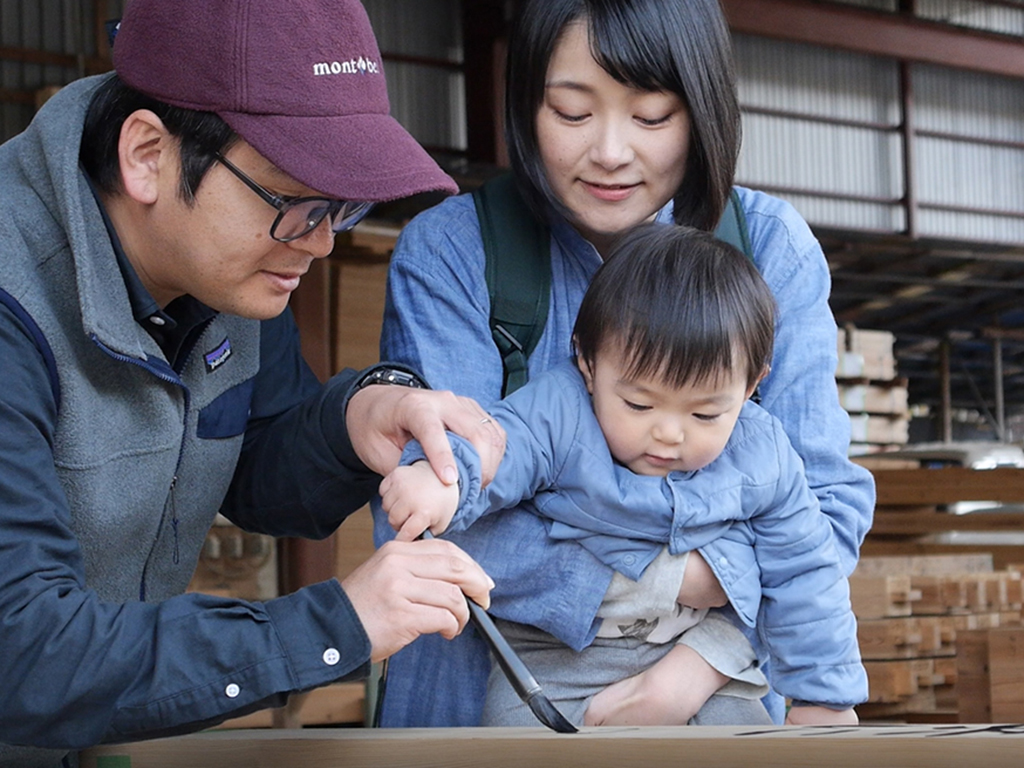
420, 530, 577, 733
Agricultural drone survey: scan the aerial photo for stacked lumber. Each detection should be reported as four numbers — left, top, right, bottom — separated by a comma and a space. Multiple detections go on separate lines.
956, 624, 1024, 722
862, 466, 1024, 567
188, 515, 277, 602
851, 554, 1024, 722
836, 326, 910, 456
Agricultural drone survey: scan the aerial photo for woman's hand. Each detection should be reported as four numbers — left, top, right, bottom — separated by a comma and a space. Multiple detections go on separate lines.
677, 551, 728, 609
584, 644, 728, 726
347, 385, 505, 485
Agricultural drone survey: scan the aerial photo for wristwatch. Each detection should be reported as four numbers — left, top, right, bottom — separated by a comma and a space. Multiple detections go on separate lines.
353, 365, 427, 392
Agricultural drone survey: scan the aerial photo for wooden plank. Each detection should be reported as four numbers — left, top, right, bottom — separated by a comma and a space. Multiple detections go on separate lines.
857, 690, 938, 719
331, 260, 390, 373
860, 541, 1024, 572
956, 627, 1024, 724
989, 628, 1024, 722
864, 659, 920, 702
850, 575, 921, 618
335, 506, 376, 582
870, 511, 1024, 536
858, 617, 929, 659
871, 468, 1024, 506
958, 629, 995, 723
81, 725, 1024, 768
213, 683, 364, 729
855, 554, 994, 577
283, 258, 337, 593
901, 574, 1022, 615
909, 576, 968, 615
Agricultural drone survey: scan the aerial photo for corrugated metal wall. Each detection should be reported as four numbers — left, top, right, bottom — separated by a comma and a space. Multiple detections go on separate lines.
735, 32, 1024, 245
0, 1, 467, 153
0, 0, 109, 140
917, 0, 1024, 36
914, 63, 1024, 243
818, 0, 1023, 35
735, 34, 906, 232
3, 1, 1023, 246
363, 0, 466, 154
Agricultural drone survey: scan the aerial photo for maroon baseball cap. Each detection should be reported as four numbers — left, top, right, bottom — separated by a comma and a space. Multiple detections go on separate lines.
112, 0, 457, 202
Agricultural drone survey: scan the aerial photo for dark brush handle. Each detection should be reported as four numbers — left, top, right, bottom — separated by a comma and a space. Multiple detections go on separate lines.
419, 530, 541, 700
465, 596, 543, 701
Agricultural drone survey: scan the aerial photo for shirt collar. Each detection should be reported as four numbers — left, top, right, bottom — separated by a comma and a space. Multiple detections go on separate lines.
83, 171, 217, 363
84, 172, 178, 330
547, 199, 676, 263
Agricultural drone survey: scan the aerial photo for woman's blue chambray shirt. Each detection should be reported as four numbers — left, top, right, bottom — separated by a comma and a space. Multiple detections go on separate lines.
374, 186, 876, 726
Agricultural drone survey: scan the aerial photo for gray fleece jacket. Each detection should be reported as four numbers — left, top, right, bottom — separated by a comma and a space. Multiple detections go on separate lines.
0, 75, 377, 767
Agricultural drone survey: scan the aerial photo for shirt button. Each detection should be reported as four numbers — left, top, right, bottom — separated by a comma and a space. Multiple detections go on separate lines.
718, 557, 729, 567
225, 683, 240, 698
323, 648, 341, 666
623, 554, 636, 566
149, 316, 166, 326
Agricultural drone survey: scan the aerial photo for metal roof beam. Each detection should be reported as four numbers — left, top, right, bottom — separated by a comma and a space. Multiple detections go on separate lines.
722, 0, 1024, 79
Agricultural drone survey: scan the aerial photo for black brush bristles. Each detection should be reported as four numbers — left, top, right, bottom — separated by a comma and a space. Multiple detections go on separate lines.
419, 531, 577, 733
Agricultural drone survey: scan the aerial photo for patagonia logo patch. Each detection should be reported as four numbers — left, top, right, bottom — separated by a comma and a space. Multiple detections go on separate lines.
204, 337, 232, 373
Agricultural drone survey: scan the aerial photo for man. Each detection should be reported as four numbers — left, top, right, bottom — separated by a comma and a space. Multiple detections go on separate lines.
0, 1, 501, 765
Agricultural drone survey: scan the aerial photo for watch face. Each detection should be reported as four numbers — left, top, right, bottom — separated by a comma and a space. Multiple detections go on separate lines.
360, 367, 426, 389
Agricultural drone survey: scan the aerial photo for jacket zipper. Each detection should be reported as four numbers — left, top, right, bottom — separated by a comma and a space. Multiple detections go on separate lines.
91, 335, 190, 602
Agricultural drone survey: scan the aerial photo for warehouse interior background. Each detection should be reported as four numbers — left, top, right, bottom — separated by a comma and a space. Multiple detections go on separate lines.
4, 0, 1024, 445
6, 0, 1024, 729
7, 0, 1024, 448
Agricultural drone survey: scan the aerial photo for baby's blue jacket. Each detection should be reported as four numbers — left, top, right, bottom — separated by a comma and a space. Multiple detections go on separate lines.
401, 362, 868, 708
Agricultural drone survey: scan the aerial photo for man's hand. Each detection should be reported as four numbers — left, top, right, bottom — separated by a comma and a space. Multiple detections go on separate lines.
380, 461, 460, 541
340, 538, 494, 663
347, 385, 505, 486
584, 644, 728, 726
785, 705, 859, 726
677, 551, 728, 609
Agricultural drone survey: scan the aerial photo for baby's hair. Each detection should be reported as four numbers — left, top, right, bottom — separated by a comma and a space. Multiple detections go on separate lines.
574, 225, 775, 391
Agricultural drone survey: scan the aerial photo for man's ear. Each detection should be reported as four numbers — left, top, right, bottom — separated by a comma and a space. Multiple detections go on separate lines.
747, 364, 770, 399
574, 340, 595, 394
117, 109, 174, 205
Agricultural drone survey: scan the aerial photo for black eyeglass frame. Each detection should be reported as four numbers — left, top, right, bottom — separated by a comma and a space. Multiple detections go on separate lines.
213, 152, 374, 243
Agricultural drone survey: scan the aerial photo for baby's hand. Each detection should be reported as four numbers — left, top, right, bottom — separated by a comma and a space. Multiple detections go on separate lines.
379, 461, 460, 541
785, 705, 858, 726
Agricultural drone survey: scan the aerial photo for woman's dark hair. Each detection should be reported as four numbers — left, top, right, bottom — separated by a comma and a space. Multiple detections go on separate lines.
80, 74, 238, 205
505, 0, 740, 232
574, 225, 775, 391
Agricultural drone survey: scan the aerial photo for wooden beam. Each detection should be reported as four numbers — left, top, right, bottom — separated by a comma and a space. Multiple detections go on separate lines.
462, 1, 507, 165
862, 540, 1024, 571
279, 258, 338, 594
0, 88, 36, 105
81, 725, 1024, 768
871, 510, 1024, 535
721, 0, 1024, 79
0, 44, 108, 75
873, 468, 1024, 506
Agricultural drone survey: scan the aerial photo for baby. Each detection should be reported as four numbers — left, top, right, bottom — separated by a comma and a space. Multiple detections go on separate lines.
380, 224, 867, 726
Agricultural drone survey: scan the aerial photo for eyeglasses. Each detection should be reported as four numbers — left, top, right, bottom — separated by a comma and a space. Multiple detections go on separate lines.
214, 152, 374, 242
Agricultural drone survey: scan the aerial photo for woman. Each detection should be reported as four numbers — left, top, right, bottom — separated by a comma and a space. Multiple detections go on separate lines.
374, 0, 875, 727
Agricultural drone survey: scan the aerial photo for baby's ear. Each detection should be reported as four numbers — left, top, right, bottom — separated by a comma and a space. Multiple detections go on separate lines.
574, 342, 595, 394
747, 364, 770, 399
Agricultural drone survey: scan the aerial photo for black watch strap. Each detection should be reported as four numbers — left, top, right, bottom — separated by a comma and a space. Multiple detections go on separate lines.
354, 366, 427, 391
